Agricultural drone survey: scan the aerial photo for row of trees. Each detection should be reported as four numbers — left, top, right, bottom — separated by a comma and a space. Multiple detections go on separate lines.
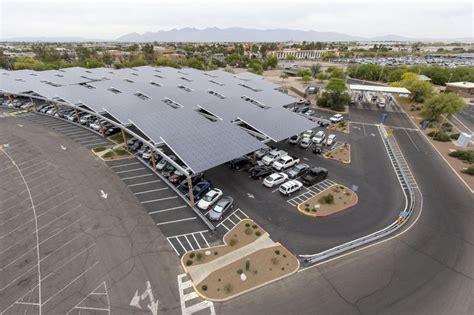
347, 64, 474, 86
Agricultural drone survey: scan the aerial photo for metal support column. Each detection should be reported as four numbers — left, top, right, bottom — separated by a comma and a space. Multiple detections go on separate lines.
121, 128, 130, 152
74, 108, 80, 123
29, 96, 36, 111
187, 176, 195, 207
150, 151, 157, 169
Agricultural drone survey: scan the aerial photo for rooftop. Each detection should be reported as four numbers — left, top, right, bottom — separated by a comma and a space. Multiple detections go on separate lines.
348, 84, 411, 94
446, 81, 474, 89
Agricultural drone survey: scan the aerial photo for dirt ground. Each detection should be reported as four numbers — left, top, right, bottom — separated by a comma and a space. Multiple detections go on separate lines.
327, 121, 350, 134
195, 244, 298, 301
324, 143, 351, 163
298, 184, 358, 217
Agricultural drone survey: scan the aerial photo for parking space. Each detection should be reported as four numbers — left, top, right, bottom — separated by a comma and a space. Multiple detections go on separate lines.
19, 113, 110, 148
215, 208, 249, 234
106, 158, 219, 252
287, 179, 337, 206
0, 135, 106, 314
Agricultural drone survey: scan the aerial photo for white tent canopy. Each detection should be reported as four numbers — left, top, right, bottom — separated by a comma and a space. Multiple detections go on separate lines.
349, 84, 410, 94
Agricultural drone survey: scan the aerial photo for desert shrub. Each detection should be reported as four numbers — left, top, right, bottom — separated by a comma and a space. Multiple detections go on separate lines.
427, 131, 450, 142
319, 193, 334, 204
229, 238, 238, 246
275, 249, 280, 255
244, 228, 252, 235
245, 223, 250, 227
224, 283, 233, 293
462, 166, 474, 175
196, 252, 204, 261
450, 133, 460, 140
252, 224, 258, 229
186, 260, 193, 266
202, 285, 208, 291
189, 253, 195, 259
214, 251, 218, 255
449, 150, 474, 163
255, 231, 262, 236
237, 269, 243, 275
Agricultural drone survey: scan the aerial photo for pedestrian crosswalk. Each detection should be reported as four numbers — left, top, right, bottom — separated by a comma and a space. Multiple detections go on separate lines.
177, 274, 215, 315
287, 179, 336, 207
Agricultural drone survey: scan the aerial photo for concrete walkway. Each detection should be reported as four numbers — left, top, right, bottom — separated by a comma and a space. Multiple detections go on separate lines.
187, 233, 279, 284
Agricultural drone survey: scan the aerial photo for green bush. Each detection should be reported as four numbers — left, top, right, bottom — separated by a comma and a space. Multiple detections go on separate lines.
114, 148, 128, 156
252, 224, 258, 229
461, 165, 474, 175
450, 133, 460, 140
102, 151, 114, 158
428, 131, 451, 142
237, 269, 243, 275
449, 150, 474, 163
229, 238, 238, 246
201, 285, 208, 291
319, 193, 334, 204
275, 249, 280, 255
244, 228, 252, 235
189, 253, 195, 259
224, 283, 233, 293
196, 252, 204, 261
186, 260, 193, 266
255, 231, 262, 237
93, 146, 106, 152
245, 223, 250, 228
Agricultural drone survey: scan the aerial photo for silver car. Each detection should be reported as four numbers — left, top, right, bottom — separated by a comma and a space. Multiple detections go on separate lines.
208, 196, 234, 221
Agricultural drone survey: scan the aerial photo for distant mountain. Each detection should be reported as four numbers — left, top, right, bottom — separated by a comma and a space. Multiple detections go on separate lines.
115, 27, 473, 43
3, 28, 472, 43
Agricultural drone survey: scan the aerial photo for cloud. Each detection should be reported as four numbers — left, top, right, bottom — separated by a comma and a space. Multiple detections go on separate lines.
1, 0, 472, 39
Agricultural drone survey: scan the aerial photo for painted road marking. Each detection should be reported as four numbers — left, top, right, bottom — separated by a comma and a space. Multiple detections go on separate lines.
141, 196, 178, 204
127, 180, 161, 187
148, 205, 187, 214
156, 217, 196, 226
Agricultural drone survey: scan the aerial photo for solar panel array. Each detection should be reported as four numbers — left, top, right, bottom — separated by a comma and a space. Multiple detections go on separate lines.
0, 66, 317, 173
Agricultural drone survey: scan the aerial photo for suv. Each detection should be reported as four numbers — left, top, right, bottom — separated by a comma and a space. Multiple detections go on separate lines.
289, 135, 300, 144
301, 167, 328, 186
312, 131, 326, 144
229, 156, 251, 170
329, 114, 343, 123
249, 165, 273, 180
287, 163, 310, 179
279, 180, 303, 196
185, 180, 212, 201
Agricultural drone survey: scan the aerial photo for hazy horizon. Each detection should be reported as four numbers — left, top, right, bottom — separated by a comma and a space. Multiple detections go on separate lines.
1, 0, 473, 40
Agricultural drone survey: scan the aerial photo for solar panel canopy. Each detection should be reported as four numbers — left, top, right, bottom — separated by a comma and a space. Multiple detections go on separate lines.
1, 66, 318, 173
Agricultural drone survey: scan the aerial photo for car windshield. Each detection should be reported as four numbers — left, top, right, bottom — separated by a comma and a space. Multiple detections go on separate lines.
213, 204, 225, 213
202, 192, 215, 202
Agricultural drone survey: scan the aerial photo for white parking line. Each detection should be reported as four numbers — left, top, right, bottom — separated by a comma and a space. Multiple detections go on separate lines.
115, 167, 146, 174
134, 187, 168, 195
110, 161, 140, 169
127, 179, 161, 187
141, 196, 178, 204
200, 232, 210, 247
121, 174, 155, 180
84, 142, 110, 147
148, 205, 187, 214
156, 217, 196, 226
184, 235, 195, 250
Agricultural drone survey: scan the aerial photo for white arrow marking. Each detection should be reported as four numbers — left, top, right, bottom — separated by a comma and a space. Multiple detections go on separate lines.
302, 157, 309, 161
371, 133, 376, 137
247, 193, 255, 199
130, 290, 142, 309
100, 190, 108, 199
17, 124, 23, 127
61, 145, 67, 151
147, 299, 159, 315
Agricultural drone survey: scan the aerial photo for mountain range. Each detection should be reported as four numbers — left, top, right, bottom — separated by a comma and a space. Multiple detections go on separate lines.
3, 28, 473, 43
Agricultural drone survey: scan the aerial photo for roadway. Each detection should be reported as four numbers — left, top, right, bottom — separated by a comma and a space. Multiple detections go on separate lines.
217, 109, 474, 314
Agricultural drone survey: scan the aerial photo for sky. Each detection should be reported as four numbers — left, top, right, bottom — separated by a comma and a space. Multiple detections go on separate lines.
0, 0, 472, 40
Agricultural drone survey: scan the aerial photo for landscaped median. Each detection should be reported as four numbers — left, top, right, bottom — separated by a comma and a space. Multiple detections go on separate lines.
181, 219, 299, 302
327, 121, 350, 134
323, 143, 351, 164
91, 145, 131, 161
297, 184, 358, 217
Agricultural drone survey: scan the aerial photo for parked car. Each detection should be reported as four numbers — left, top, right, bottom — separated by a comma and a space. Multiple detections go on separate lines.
254, 147, 271, 159
318, 119, 331, 127
279, 180, 303, 196
300, 137, 312, 149
301, 167, 328, 186
169, 168, 188, 185
330, 114, 344, 123
272, 155, 300, 171
142, 149, 153, 160
263, 172, 289, 188
302, 130, 314, 139
261, 150, 287, 166
229, 156, 251, 170
177, 173, 205, 192
137, 145, 149, 156
104, 126, 120, 136
249, 165, 273, 180
127, 137, 138, 146
185, 180, 212, 200
156, 154, 176, 171
161, 164, 175, 177
312, 143, 323, 154
66, 112, 78, 122
312, 131, 326, 144
208, 196, 234, 221
287, 163, 310, 179
305, 109, 316, 116
326, 134, 336, 146
289, 134, 300, 144
79, 114, 94, 125
197, 188, 223, 211
46, 107, 57, 115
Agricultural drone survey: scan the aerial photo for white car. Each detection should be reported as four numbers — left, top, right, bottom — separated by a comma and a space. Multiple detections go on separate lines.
261, 150, 287, 166
312, 131, 326, 144
263, 172, 289, 188
302, 130, 314, 139
279, 180, 303, 196
197, 188, 223, 211
254, 148, 271, 159
330, 114, 343, 123
326, 134, 336, 146
299, 137, 312, 149
289, 135, 300, 144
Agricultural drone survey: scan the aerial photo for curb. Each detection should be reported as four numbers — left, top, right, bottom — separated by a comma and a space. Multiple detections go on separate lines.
323, 143, 351, 164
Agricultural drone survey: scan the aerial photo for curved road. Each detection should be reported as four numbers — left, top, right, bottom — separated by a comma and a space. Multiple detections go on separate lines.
219, 128, 473, 314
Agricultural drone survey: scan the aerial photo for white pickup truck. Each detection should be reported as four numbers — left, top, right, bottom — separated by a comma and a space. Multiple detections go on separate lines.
262, 150, 288, 166
272, 155, 300, 171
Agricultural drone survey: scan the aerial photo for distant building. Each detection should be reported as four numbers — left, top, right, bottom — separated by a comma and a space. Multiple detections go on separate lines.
269, 49, 338, 60
446, 82, 474, 96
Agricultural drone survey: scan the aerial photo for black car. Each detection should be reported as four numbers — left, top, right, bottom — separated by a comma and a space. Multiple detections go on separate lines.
249, 165, 273, 180
301, 167, 328, 186
229, 156, 251, 170
296, 106, 309, 113
130, 140, 143, 152
177, 173, 205, 193
104, 127, 121, 136
312, 143, 323, 155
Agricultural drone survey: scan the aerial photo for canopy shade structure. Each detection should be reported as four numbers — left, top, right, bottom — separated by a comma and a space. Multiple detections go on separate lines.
348, 84, 411, 94
1, 66, 318, 173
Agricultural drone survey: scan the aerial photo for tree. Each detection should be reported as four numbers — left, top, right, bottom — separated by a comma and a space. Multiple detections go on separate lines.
328, 67, 345, 79
302, 75, 312, 83
286, 54, 296, 61
248, 60, 263, 75
392, 72, 433, 102
297, 68, 311, 78
265, 55, 278, 69
310, 64, 322, 78
421, 93, 467, 121
316, 72, 328, 82
317, 78, 350, 111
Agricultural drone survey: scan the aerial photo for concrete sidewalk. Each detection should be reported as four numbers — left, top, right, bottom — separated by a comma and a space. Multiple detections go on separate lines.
187, 233, 279, 284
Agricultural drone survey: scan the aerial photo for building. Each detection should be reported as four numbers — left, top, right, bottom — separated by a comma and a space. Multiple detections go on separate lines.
446, 82, 474, 96
269, 49, 338, 60
417, 74, 432, 82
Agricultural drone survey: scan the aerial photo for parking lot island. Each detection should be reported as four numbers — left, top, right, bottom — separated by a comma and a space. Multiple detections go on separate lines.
181, 219, 299, 301
297, 184, 358, 217
323, 143, 351, 164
